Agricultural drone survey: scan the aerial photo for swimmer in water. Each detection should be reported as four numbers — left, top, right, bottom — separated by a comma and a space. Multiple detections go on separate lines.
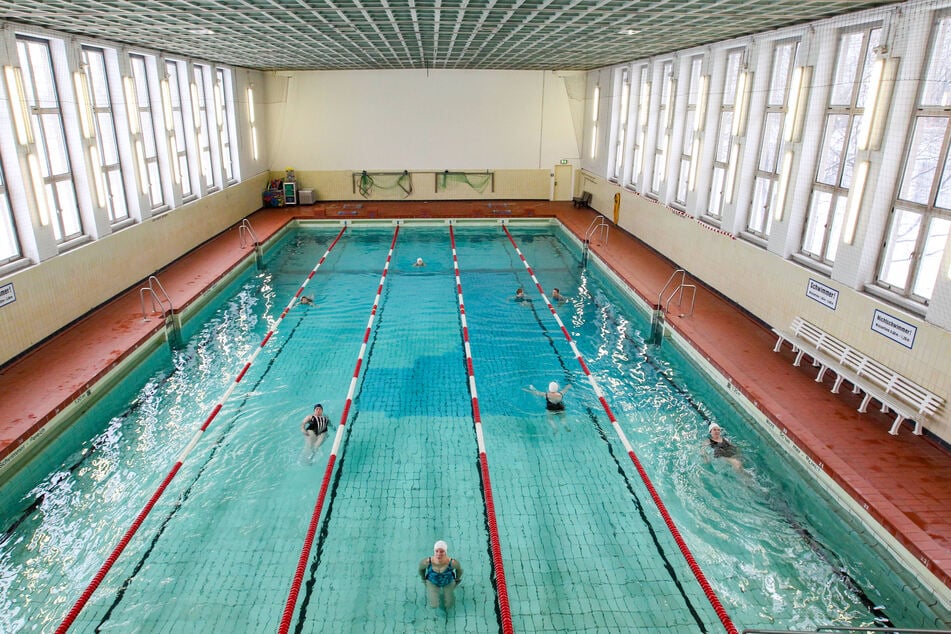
418, 540, 463, 609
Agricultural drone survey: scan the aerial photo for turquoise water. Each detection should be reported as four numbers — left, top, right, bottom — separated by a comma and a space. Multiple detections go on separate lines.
0, 223, 948, 632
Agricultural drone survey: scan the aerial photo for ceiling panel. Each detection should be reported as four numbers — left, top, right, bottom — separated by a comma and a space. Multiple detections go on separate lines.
0, 0, 901, 71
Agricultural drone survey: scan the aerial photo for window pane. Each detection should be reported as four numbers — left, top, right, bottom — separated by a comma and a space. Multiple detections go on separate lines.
803, 192, 832, 256
825, 193, 848, 261
840, 116, 861, 188
879, 208, 921, 290
759, 113, 782, 171
768, 43, 796, 106
914, 216, 951, 298
749, 177, 771, 234
921, 17, 951, 107
708, 168, 725, 216
715, 112, 732, 162
936, 140, 951, 209
830, 32, 863, 105
855, 29, 881, 108
899, 116, 945, 205
816, 115, 849, 185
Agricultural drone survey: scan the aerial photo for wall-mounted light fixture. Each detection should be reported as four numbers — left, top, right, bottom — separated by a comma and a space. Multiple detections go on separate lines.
190, 81, 201, 128
783, 66, 813, 143
665, 75, 676, 129
88, 145, 106, 207
857, 56, 898, 151
694, 74, 709, 132
4, 66, 33, 145
688, 138, 702, 192
247, 85, 258, 161
773, 150, 795, 222
168, 136, 180, 184
134, 139, 150, 195
724, 141, 741, 203
160, 78, 174, 131
73, 70, 94, 139
731, 69, 752, 137
123, 77, 140, 135
26, 153, 49, 226
214, 79, 225, 128
843, 160, 870, 244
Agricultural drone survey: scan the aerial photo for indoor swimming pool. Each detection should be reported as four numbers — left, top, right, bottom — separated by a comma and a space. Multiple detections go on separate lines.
0, 222, 948, 632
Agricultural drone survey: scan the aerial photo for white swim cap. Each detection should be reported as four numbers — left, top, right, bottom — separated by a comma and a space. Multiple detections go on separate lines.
708, 422, 721, 433
548, 382, 559, 392
434, 540, 448, 553
416, 257, 424, 264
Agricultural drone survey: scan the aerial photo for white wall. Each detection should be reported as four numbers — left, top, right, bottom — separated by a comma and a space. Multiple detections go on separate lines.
262, 69, 579, 171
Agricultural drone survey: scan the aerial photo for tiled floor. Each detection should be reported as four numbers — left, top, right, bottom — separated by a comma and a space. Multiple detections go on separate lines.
1, 200, 949, 597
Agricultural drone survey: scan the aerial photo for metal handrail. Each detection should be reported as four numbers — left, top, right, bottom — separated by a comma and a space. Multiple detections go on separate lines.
584, 214, 610, 246
139, 275, 173, 321
657, 269, 697, 317
743, 625, 951, 634
238, 218, 259, 249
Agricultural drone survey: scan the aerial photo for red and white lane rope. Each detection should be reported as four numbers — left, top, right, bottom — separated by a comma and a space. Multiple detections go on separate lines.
278, 225, 400, 634
449, 225, 514, 634
56, 226, 348, 634
502, 225, 738, 634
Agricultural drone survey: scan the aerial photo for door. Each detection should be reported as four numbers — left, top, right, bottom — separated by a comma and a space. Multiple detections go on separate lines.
553, 164, 572, 201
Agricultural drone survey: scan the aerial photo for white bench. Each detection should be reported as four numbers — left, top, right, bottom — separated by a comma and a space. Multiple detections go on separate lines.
772, 317, 944, 435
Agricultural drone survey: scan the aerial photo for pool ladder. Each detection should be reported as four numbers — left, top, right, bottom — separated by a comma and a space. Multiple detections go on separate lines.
650, 269, 696, 345
580, 215, 610, 267
139, 275, 182, 349
238, 218, 264, 267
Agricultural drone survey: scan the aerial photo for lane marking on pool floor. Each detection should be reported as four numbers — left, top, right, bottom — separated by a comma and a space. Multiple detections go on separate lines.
502, 224, 739, 634
55, 226, 348, 634
279, 225, 400, 634
450, 224, 514, 634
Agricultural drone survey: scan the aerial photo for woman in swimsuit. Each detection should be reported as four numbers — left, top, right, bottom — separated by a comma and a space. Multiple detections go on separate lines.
706, 422, 742, 471
526, 381, 570, 411
418, 540, 463, 609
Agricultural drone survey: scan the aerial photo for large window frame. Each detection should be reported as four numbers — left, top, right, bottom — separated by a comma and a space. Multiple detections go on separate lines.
17, 35, 83, 244
875, 15, 951, 304
800, 25, 881, 266
746, 39, 800, 240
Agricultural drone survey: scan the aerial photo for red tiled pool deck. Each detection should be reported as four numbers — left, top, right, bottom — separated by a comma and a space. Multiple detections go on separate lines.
1, 200, 949, 599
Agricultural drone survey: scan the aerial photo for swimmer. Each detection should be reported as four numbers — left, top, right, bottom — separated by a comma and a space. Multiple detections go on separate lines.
705, 422, 743, 471
525, 381, 571, 412
551, 288, 567, 303
418, 540, 463, 609
299, 295, 315, 306
514, 287, 531, 302
413, 257, 426, 267
300, 403, 330, 464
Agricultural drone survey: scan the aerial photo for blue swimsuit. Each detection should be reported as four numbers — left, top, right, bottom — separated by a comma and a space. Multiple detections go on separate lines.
425, 558, 457, 587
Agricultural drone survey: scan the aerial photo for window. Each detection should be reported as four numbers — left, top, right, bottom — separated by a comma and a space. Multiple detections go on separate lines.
0, 163, 20, 263
165, 59, 193, 199
676, 56, 703, 204
747, 40, 799, 238
876, 16, 951, 302
17, 36, 83, 244
651, 60, 674, 195
193, 64, 217, 192
630, 65, 650, 190
707, 50, 743, 218
801, 26, 880, 265
216, 67, 237, 183
82, 46, 129, 223
611, 66, 630, 182
129, 53, 166, 210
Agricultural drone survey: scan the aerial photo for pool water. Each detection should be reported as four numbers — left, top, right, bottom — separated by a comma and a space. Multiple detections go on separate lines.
0, 223, 948, 632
